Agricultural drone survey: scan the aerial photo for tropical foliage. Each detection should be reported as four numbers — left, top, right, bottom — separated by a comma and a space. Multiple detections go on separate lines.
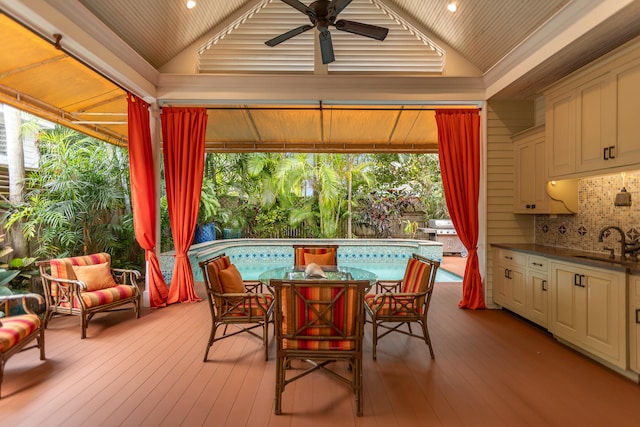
3, 125, 142, 268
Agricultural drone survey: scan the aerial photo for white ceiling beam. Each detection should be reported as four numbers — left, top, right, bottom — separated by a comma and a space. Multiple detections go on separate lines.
484, 0, 637, 98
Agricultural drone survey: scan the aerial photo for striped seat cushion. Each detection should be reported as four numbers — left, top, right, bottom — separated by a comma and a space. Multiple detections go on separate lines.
281, 285, 358, 350
58, 285, 138, 309
0, 314, 40, 352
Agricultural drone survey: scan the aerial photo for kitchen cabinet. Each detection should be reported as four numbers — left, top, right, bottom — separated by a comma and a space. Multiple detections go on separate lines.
549, 260, 627, 369
493, 249, 548, 327
630, 274, 640, 374
493, 249, 526, 315
513, 126, 577, 214
546, 41, 640, 178
526, 256, 549, 328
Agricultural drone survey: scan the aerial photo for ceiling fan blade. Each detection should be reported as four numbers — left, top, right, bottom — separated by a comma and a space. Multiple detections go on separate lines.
280, 0, 314, 16
319, 31, 335, 64
334, 19, 389, 41
328, 0, 353, 20
265, 24, 314, 47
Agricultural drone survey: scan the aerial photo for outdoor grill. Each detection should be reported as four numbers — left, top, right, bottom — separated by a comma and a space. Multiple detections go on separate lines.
420, 219, 467, 257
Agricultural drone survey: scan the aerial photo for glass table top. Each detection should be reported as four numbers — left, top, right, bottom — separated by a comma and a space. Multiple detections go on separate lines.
258, 265, 378, 285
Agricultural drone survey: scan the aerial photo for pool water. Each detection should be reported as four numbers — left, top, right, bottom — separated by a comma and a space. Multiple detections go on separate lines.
236, 261, 461, 282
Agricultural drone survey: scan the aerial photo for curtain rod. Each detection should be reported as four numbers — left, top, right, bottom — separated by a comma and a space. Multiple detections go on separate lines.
200, 106, 481, 112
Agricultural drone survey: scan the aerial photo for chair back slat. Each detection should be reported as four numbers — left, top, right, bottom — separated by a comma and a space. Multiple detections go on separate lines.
273, 279, 367, 351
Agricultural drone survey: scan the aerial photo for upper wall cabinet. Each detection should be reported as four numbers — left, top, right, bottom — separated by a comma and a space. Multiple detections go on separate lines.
513, 126, 577, 214
545, 38, 640, 179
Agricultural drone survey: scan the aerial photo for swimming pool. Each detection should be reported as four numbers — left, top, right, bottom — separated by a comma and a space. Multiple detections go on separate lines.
159, 238, 461, 283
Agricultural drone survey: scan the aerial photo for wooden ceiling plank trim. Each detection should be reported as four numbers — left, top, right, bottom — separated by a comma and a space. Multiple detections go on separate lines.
243, 106, 263, 143
386, 108, 403, 145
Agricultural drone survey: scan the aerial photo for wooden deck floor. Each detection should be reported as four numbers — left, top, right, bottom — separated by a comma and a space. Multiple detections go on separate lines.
2, 272, 640, 426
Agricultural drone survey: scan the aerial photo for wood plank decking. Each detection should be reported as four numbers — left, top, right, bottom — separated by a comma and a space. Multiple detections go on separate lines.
1, 269, 639, 426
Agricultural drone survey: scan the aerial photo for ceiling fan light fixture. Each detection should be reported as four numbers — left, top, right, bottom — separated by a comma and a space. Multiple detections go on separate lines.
447, 3, 458, 13
186, 1, 196, 9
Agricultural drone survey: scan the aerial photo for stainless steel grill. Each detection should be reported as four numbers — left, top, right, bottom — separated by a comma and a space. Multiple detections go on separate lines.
422, 219, 467, 257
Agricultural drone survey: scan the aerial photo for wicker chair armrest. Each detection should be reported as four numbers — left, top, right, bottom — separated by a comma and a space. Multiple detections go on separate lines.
369, 290, 427, 310
110, 267, 141, 286
374, 280, 402, 293
244, 281, 269, 294
0, 293, 45, 316
40, 271, 87, 291
221, 292, 273, 311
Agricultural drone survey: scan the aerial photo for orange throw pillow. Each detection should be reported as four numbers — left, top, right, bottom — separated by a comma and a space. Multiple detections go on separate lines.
218, 264, 245, 294
304, 252, 335, 266
72, 262, 117, 291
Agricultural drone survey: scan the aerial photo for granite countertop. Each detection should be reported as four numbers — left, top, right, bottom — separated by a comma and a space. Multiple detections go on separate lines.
491, 243, 640, 275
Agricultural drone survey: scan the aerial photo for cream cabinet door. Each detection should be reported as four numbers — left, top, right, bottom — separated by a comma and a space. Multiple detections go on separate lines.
575, 73, 616, 173
550, 261, 626, 369
630, 275, 640, 374
546, 92, 576, 178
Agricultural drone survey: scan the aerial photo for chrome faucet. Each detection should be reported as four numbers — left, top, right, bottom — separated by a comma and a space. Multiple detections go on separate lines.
598, 226, 639, 261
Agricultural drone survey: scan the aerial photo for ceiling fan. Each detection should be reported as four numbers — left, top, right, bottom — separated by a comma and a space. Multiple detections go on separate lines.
265, 0, 389, 64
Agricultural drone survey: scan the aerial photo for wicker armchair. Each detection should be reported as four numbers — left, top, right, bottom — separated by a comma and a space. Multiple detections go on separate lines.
365, 253, 440, 360
199, 254, 274, 362
0, 293, 45, 399
271, 278, 368, 416
37, 253, 141, 339
292, 244, 338, 268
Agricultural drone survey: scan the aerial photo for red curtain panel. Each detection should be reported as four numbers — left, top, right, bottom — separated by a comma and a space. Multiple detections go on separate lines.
161, 107, 207, 304
435, 109, 486, 309
127, 94, 169, 308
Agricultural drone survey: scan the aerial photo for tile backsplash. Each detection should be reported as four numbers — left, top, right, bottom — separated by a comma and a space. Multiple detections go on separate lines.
535, 170, 640, 256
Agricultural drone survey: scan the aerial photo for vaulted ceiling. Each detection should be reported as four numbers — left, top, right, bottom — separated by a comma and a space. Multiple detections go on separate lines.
2, 0, 640, 152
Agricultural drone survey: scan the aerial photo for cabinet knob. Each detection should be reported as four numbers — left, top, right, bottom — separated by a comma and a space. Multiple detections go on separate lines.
609, 146, 616, 159
531, 204, 536, 209
526, 204, 531, 209
542, 280, 547, 291
603, 147, 609, 160
636, 309, 640, 324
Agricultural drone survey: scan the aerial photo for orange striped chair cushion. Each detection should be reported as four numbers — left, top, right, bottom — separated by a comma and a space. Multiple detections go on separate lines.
294, 248, 337, 267
49, 253, 112, 295
281, 285, 358, 350
401, 258, 431, 294
0, 314, 40, 352
205, 256, 232, 294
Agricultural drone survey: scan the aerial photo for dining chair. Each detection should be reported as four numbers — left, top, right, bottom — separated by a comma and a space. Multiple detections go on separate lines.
271, 278, 369, 417
292, 244, 339, 268
364, 253, 440, 360
199, 253, 275, 362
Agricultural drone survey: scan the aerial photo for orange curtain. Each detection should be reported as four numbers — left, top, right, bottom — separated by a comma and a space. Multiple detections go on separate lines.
435, 109, 486, 309
127, 94, 169, 308
161, 107, 207, 304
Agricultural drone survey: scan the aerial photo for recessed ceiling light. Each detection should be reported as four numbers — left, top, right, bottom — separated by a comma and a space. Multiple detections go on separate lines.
186, 1, 196, 9
447, 3, 457, 12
